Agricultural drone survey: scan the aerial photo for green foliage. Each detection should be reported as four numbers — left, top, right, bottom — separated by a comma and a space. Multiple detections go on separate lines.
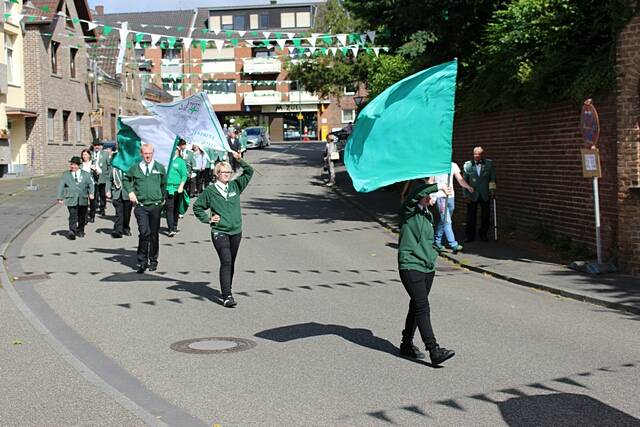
463, 0, 635, 111
365, 54, 412, 99
313, 0, 361, 34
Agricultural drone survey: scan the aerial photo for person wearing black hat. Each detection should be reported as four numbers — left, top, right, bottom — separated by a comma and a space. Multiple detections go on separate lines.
57, 156, 95, 240
91, 140, 111, 217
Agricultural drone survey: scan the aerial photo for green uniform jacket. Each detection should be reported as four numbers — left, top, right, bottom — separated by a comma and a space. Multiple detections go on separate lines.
93, 149, 112, 185
183, 150, 196, 174
106, 168, 127, 201
398, 183, 439, 273
462, 159, 496, 202
167, 157, 188, 195
193, 159, 254, 235
57, 170, 95, 207
123, 161, 167, 206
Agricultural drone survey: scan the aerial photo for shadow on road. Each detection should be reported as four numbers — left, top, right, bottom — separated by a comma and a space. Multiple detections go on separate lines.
498, 393, 640, 426
167, 281, 224, 306
255, 322, 438, 368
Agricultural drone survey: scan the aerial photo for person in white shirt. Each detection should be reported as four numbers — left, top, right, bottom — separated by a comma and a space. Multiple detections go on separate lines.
432, 162, 474, 253
80, 149, 97, 223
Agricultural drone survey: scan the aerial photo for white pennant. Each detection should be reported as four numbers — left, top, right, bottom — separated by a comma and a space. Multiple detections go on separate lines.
140, 24, 148, 28
213, 28, 220, 35
305, 51, 311, 57
150, 34, 162, 46
182, 37, 192, 49
87, 21, 98, 32
12, 14, 25, 24
214, 39, 225, 53
164, 26, 171, 30
373, 47, 380, 57
244, 39, 254, 47
116, 22, 129, 74
263, 31, 271, 39
287, 46, 296, 54
238, 30, 246, 37
276, 39, 286, 50
367, 31, 376, 44
360, 34, 367, 45
307, 36, 317, 47
337, 34, 347, 46
330, 47, 338, 56
309, 47, 317, 54
350, 46, 359, 57
287, 32, 295, 40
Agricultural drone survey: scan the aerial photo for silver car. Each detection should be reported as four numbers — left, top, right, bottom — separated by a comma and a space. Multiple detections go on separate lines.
243, 127, 271, 149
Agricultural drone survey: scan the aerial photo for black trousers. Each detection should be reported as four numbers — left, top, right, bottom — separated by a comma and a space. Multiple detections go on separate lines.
400, 269, 438, 351
89, 194, 97, 220
195, 170, 206, 195
134, 205, 162, 267
203, 169, 213, 187
466, 199, 491, 240
165, 192, 180, 232
95, 183, 107, 213
212, 232, 242, 298
68, 205, 87, 234
112, 197, 132, 235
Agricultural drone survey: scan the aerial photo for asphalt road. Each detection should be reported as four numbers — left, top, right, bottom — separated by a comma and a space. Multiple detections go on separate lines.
4, 143, 640, 426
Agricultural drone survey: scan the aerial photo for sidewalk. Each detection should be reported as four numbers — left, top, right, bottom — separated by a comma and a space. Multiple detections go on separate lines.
331, 164, 640, 316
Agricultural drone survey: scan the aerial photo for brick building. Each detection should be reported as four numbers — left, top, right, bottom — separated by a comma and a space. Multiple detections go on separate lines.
451, 14, 640, 274
96, 1, 358, 142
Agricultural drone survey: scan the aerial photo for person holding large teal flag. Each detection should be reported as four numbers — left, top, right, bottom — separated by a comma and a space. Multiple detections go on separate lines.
344, 60, 458, 193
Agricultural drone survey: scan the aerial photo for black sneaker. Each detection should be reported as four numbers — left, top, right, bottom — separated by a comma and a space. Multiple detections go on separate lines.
136, 264, 147, 274
77, 231, 85, 238
168, 230, 176, 237
223, 296, 237, 308
67, 232, 76, 240
148, 264, 158, 272
124, 230, 132, 236
429, 346, 455, 365
111, 232, 123, 238
88, 217, 95, 223
399, 342, 426, 359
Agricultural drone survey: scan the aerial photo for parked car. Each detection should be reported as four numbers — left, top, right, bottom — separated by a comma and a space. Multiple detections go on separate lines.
242, 127, 270, 149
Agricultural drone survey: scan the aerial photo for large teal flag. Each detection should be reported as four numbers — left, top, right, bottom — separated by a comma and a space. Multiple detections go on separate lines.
344, 60, 457, 192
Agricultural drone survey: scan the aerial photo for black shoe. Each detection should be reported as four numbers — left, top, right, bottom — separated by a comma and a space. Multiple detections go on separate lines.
99, 210, 105, 216
136, 264, 147, 274
223, 296, 237, 308
429, 346, 455, 365
399, 342, 426, 360
480, 235, 489, 242
168, 230, 176, 237
89, 217, 95, 223
111, 232, 123, 238
124, 230, 132, 236
77, 231, 85, 238
67, 232, 76, 240
148, 264, 157, 272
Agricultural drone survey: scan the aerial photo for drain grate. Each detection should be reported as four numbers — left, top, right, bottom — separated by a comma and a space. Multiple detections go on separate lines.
170, 337, 256, 354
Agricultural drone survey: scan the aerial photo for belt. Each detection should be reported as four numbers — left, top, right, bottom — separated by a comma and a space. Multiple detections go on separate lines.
138, 201, 163, 207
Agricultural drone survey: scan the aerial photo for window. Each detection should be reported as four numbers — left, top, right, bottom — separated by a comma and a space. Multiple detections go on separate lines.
341, 109, 355, 123
203, 80, 236, 94
162, 49, 180, 60
162, 78, 183, 91
233, 15, 246, 30
281, 12, 295, 28
75, 113, 83, 144
70, 47, 78, 79
221, 15, 233, 30
250, 14, 258, 29
4, 33, 16, 84
254, 49, 276, 58
51, 41, 59, 74
110, 113, 116, 139
209, 16, 221, 31
62, 111, 71, 142
296, 12, 311, 28
344, 84, 357, 95
47, 109, 56, 143
259, 14, 269, 29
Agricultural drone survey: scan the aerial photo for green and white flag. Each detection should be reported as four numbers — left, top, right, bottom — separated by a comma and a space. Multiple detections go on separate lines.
112, 116, 179, 172
143, 92, 232, 153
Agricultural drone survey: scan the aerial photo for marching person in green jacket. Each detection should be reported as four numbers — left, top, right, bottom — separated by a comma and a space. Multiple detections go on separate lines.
398, 180, 455, 366
123, 143, 167, 274
166, 142, 189, 237
106, 166, 132, 238
193, 152, 253, 308
462, 146, 496, 242
57, 156, 95, 240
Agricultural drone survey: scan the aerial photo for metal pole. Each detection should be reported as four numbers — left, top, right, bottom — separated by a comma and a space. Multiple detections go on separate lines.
297, 79, 302, 140
493, 197, 498, 241
593, 176, 603, 264
92, 59, 98, 110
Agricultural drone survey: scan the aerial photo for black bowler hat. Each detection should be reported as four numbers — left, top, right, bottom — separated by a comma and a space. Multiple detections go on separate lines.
92, 139, 103, 146
69, 156, 82, 165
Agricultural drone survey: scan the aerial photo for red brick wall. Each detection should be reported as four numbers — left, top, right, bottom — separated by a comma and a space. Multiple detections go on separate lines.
452, 96, 618, 259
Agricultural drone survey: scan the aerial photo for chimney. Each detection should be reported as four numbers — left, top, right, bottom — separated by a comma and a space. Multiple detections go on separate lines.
95, 5, 104, 16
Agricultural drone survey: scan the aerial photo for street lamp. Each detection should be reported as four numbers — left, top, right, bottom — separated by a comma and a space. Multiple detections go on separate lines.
353, 95, 365, 108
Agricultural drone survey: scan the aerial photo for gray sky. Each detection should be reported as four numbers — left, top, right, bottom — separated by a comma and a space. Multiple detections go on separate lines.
88, 0, 323, 14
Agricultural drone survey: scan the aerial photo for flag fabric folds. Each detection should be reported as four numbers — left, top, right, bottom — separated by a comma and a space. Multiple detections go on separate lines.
143, 92, 232, 153
344, 60, 458, 193
112, 116, 179, 172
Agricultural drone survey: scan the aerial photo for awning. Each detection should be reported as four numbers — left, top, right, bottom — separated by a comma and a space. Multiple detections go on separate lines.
6, 108, 38, 118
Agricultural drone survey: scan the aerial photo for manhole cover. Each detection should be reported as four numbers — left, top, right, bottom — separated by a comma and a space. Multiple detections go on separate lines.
170, 337, 256, 354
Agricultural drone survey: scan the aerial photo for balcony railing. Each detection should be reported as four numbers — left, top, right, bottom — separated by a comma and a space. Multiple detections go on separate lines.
287, 91, 319, 103
242, 57, 281, 74
208, 93, 237, 105
243, 90, 282, 105
161, 59, 182, 76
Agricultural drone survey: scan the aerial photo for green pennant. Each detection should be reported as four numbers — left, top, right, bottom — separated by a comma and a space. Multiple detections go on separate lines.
231, 38, 239, 46
274, 32, 282, 39
127, 41, 133, 49
341, 47, 349, 56
225, 30, 233, 39
103, 25, 113, 36
261, 39, 270, 48
135, 33, 144, 44
72, 17, 80, 24
160, 40, 167, 49
201, 28, 208, 34
366, 47, 373, 56
321, 35, 332, 45
10, 0, 19, 3
3, 13, 10, 21
28, 15, 36, 22
42, 6, 50, 12
199, 39, 207, 53
250, 31, 258, 37
321, 48, 327, 55
177, 26, 185, 32
292, 38, 301, 47
167, 36, 177, 49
